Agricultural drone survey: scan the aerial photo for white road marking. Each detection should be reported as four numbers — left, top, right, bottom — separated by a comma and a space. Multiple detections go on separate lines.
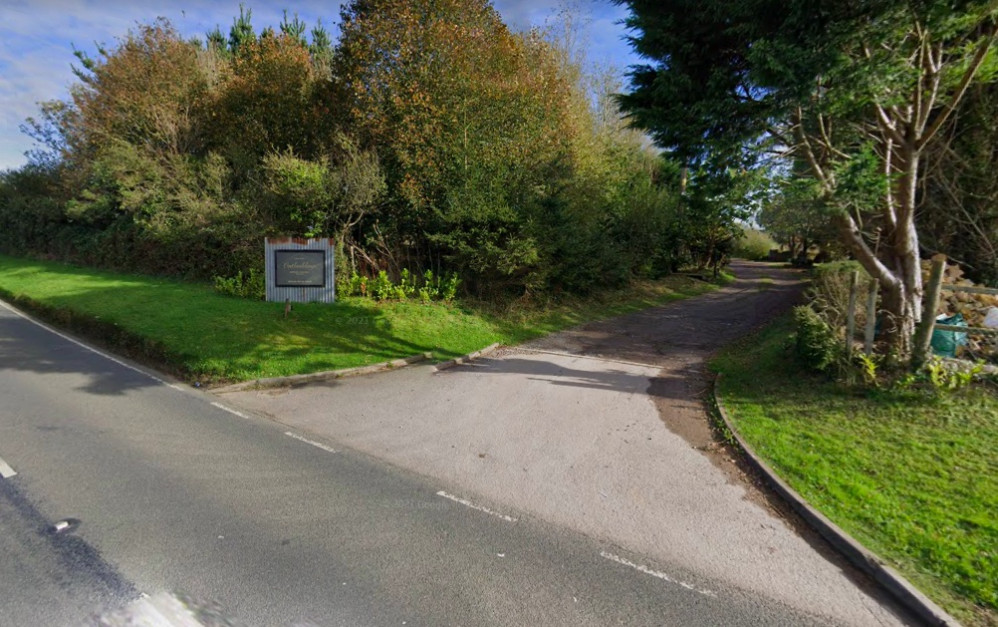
435, 490, 518, 523
210, 402, 249, 419
284, 431, 338, 454
0, 299, 174, 387
106, 592, 207, 626
600, 551, 717, 597
0, 456, 16, 479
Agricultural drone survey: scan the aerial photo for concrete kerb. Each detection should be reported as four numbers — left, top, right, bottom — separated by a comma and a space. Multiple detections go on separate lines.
211, 352, 433, 394
433, 343, 502, 371
712, 373, 963, 627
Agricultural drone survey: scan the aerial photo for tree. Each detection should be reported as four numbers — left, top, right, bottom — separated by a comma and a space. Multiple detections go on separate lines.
209, 33, 325, 165
257, 137, 385, 242
228, 4, 256, 55
69, 19, 209, 159
681, 159, 757, 275
616, 0, 998, 362
920, 82, 998, 285
333, 0, 573, 287
758, 175, 839, 263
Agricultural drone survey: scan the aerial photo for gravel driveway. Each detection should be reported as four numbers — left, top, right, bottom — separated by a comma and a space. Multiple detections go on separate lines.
220, 261, 917, 626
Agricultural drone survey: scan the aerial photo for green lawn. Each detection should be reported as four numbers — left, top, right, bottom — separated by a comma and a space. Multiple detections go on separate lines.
712, 315, 998, 626
0, 254, 722, 384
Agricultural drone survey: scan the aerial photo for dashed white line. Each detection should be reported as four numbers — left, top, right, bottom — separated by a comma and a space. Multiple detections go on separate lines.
0, 456, 16, 479
107, 592, 207, 626
284, 431, 338, 454
436, 490, 518, 523
210, 402, 249, 419
600, 551, 717, 597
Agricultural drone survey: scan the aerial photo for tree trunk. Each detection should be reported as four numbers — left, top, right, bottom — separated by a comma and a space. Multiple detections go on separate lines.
879, 148, 923, 362
878, 275, 917, 360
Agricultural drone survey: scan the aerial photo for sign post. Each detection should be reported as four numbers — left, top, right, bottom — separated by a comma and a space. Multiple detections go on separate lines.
264, 238, 335, 303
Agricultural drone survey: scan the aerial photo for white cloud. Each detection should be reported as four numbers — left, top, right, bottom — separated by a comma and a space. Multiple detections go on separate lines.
0, 0, 636, 170
0, 0, 347, 169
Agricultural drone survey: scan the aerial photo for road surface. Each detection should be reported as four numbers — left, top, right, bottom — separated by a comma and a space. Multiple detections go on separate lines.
0, 263, 918, 626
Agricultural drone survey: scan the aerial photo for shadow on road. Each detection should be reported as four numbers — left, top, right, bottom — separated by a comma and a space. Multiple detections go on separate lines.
0, 315, 160, 396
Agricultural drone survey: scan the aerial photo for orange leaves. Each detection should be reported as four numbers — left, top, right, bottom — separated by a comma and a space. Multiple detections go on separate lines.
333, 0, 574, 213
208, 33, 328, 161
71, 19, 207, 156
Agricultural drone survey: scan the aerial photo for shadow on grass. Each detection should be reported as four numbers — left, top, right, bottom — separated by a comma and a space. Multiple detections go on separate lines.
0, 256, 803, 392
0, 282, 448, 388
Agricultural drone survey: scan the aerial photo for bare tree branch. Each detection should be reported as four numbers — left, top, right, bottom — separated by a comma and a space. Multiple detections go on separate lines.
875, 105, 907, 145
919, 22, 998, 148
834, 210, 899, 288
883, 137, 898, 229
793, 107, 831, 189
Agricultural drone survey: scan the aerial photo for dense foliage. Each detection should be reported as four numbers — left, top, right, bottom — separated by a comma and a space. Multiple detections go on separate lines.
1, 2, 738, 298
921, 82, 998, 286
616, 0, 998, 363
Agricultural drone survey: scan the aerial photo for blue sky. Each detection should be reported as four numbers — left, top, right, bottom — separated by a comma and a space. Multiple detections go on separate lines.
0, 0, 640, 171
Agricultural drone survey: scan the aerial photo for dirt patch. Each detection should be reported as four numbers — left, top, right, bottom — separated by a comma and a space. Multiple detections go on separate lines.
523, 261, 902, 601
523, 260, 805, 472
521, 262, 818, 513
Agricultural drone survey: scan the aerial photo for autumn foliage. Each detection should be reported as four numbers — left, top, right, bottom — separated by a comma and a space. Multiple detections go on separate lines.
2, 2, 689, 297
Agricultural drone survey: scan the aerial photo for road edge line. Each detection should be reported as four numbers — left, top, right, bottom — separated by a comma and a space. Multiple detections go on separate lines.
435, 490, 518, 523
712, 373, 963, 627
599, 551, 716, 597
284, 431, 338, 454
0, 297, 182, 390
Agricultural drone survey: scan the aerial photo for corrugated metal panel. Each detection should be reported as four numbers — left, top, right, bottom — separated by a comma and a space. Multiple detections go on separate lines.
264, 237, 335, 303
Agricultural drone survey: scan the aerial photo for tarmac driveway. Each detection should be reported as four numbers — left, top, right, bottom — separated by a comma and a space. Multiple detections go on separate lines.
219, 261, 914, 626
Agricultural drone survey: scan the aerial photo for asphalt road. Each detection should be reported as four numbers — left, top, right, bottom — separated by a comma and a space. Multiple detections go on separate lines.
222, 262, 920, 627
0, 266, 916, 626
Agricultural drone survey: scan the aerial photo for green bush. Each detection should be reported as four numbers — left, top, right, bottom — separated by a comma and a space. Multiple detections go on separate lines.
336, 268, 458, 303
213, 269, 265, 300
418, 270, 440, 303
2, 9, 719, 304
372, 270, 393, 301
809, 260, 870, 333
441, 272, 460, 301
732, 229, 777, 261
793, 305, 842, 373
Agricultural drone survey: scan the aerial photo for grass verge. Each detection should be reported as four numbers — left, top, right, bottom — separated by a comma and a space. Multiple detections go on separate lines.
0, 254, 724, 384
711, 314, 997, 626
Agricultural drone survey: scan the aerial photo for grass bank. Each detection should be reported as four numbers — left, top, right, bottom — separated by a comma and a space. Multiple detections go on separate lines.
712, 315, 997, 626
0, 254, 724, 384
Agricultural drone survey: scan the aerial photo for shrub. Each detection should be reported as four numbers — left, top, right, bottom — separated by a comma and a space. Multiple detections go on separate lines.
732, 229, 777, 261
213, 269, 265, 300
372, 270, 393, 301
336, 268, 458, 303
392, 268, 416, 300
442, 272, 460, 301
808, 260, 871, 334
419, 270, 440, 303
793, 305, 842, 373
